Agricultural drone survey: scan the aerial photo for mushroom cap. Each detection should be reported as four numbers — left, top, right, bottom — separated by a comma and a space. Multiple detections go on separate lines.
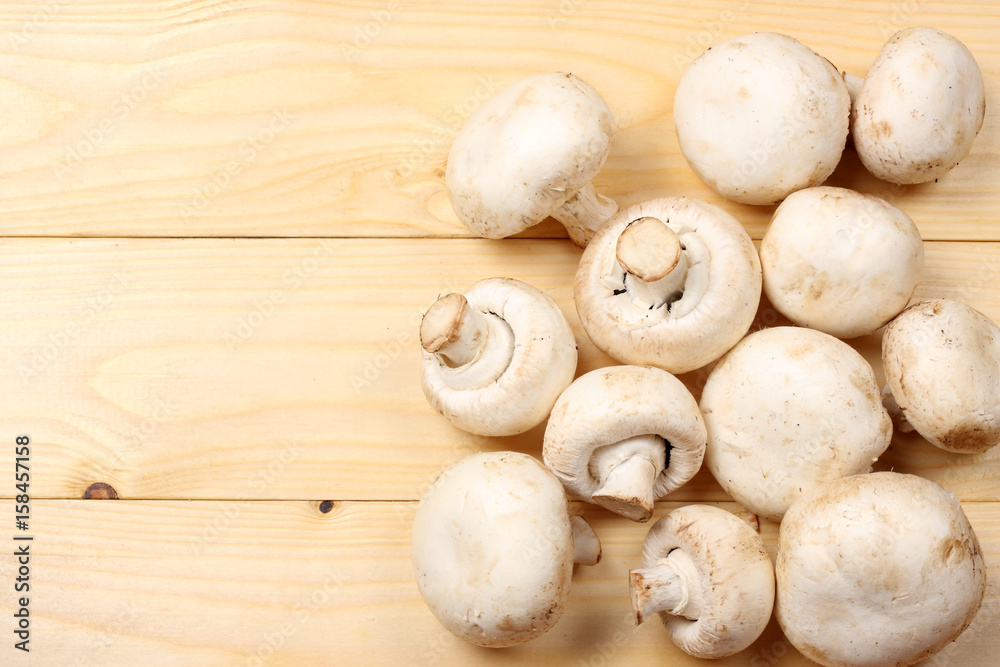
776, 472, 986, 667
411, 451, 580, 647
445, 72, 615, 239
760, 186, 924, 338
673, 32, 850, 205
701, 326, 892, 522
421, 277, 578, 436
638, 505, 775, 658
543, 365, 707, 511
853, 27, 986, 185
882, 299, 1000, 453
574, 197, 761, 374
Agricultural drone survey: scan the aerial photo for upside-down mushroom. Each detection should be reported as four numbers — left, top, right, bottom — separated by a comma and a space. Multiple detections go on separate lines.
420, 277, 577, 436
574, 197, 760, 374
543, 365, 706, 522
629, 504, 774, 659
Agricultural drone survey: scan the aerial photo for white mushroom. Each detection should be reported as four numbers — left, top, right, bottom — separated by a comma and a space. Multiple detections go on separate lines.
574, 197, 761, 374
411, 451, 601, 648
700, 326, 892, 522
673, 32, 850, 205
776, 472, 986, 667
882, 299, 1000, 453
420, 277, 577, 436
543, 365, 706, 522
446, 72, 617, 246
850, 27, 986, 185
760, 186, 924, 338
629, 504, 774, 659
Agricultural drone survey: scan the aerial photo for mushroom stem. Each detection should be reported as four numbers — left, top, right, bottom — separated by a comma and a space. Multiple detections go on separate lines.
842, 71, 864, 108
420, 293, 505, 368
570, 515, 602, 566
590, 434, 667, 522
630, 548, 704, 624
551, 182, 619, 247
615, 217, 689, 310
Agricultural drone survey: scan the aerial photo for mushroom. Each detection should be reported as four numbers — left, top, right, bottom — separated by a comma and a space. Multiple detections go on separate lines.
629, 504, 774, 659
542, 365, 706, 522
411, 451, 601, 647
849, 27, 986, 185
420, 277, 577, 436
882, 299, 1000, 453
673, 32, 850, 205
700, 326, 892, 522
574, 197, 761, 374
446, 72, 617, 246
760, 186, 924, 338
776, 472, 986, 667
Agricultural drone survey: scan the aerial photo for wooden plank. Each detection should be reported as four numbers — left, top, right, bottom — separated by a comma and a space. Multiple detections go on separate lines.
0, 1, 995, 239
0, 499, 997, 666
2, 237, 1000, 501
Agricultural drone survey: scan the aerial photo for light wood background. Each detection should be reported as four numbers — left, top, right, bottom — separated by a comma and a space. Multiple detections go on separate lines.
1, 1, 998, 665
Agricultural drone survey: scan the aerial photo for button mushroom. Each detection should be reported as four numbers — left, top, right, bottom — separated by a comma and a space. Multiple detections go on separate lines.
776, 472, 986, 667
629, 504, 774, 659
445, 72, 617, 246
882, 298, 1000, 453
542, 365, 706, 522
850, 27, 986, 185
673, 32, 850, 205
420, 277, 577, 436
574, 197, 761, 374
411, 451, 601, 647
700, 326, 892, 522
760, 186, 924, 338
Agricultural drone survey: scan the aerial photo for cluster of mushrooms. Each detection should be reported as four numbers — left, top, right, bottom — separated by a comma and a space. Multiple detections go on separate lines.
410, 27, 993, 667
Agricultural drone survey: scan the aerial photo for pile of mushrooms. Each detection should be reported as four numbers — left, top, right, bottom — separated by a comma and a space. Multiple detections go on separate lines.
410, 26, 992, 664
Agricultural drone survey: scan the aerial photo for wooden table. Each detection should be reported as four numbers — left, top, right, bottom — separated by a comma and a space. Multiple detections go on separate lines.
1, 2, 998, 665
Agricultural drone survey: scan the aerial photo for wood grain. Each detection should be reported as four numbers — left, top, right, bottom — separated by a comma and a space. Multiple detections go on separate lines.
0, 500, 997, 666
1, 238, 998, 501
2, 2, 1000, 666
0, 1, 994, 238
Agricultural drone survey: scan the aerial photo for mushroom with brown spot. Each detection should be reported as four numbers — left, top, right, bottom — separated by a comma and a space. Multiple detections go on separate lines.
848, 27, 986, 185
760, 186, 924, 339
673, 32, 850, 205
776, 472, 986, 667
446, 72, 617, 246
882, 298, 1000, 453
629, 504, 774, 659
700, 326, 892, 522
574, 197, 761, 374
543, 365, 706, 522
420, 277, 577, 436
411, 451, 601, 647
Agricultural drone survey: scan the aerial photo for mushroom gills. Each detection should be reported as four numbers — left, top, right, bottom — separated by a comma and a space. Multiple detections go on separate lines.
630, 547, 705, 623
420, 292, 516, 390
616, 217, 688, 310
603, 219, 711, 320
589, 433, 669, 522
